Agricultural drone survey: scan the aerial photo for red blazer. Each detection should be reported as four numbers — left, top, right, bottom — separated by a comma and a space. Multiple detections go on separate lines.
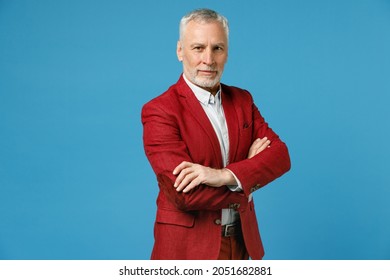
142, 75, 290, 260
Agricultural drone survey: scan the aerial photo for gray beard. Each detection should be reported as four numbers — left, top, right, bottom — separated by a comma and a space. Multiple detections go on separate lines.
190, 72, 222, 90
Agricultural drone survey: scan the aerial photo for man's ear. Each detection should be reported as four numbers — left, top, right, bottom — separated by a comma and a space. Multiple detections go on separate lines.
177, 41, 183, 62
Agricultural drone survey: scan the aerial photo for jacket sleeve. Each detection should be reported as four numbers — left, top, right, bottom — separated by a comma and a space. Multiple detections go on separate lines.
141, 100, 248, 212
226, 95, 291, 198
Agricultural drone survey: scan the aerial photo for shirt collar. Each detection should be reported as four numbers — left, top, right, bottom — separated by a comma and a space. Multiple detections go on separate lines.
183, 74, 221, 106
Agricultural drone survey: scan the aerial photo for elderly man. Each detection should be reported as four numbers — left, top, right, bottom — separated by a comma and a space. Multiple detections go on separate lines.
142, 8, 290, 260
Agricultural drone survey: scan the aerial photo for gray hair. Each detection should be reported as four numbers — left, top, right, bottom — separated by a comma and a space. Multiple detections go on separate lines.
179, 8, 229, 41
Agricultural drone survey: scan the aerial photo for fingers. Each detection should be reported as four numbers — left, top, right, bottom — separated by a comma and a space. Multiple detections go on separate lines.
181, 177, 201, 193
257, 137, 271, 152
173, 161, 191, 176
173, 161, 201, 193
247, 137, 271, 159
175, 169, 197, 192
173, 161, 192, 188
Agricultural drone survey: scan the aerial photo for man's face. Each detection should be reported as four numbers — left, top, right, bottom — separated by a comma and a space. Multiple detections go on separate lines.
177, 20, 228, 94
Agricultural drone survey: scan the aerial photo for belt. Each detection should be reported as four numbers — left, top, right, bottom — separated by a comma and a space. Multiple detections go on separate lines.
221, 223, 242, 237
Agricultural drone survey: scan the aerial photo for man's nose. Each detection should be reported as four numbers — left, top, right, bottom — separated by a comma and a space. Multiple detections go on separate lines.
202, 48, 214, 65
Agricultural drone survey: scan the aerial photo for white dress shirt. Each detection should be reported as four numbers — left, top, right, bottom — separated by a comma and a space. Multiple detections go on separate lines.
183, 74, 241, 225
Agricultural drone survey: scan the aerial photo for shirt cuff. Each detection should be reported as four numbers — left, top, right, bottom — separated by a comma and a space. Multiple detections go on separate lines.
225, 169, 253, 202
225, 168, 243, 192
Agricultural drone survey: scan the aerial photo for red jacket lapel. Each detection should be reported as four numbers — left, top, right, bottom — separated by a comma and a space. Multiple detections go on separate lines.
221, 86, 240, 165
175, 76, 224, 168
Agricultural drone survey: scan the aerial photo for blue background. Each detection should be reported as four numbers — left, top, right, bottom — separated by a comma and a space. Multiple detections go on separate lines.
1, 0, 389, 260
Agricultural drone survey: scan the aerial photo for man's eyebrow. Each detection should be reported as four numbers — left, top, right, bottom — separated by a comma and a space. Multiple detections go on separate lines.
214, 42, 226, 47
190, 43, 206, 47
189, 42, 226, 47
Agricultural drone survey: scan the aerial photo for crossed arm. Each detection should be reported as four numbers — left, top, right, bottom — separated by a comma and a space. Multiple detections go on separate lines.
173, 137, 271, 193
142, 94, 290, 210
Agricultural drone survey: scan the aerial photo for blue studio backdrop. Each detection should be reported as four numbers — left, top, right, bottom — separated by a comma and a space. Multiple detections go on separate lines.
1, 0, 389, 260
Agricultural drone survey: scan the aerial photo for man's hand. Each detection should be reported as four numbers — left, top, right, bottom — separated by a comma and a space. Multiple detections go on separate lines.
173, 162, 235, 193
173, 137, 270, 193
247, 137, 270, 159
173, 161, 236, 193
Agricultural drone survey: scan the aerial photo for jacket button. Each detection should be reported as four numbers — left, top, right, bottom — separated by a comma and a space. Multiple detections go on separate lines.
214, 219, 221, 225
228, 203, 240, 210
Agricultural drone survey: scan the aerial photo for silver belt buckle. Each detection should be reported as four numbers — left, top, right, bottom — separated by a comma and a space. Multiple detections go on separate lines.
224, 223, 234, 237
